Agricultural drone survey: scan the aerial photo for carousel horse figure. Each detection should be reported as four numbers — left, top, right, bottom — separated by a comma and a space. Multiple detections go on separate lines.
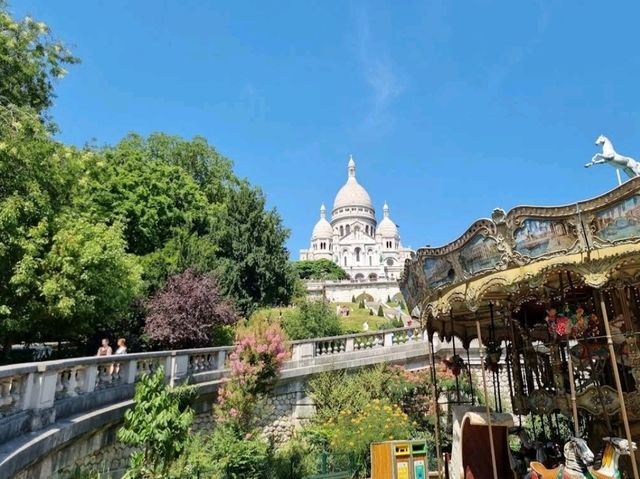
591, 437, 637, 479
526, 437, 594, 479
585, 135, 640, 178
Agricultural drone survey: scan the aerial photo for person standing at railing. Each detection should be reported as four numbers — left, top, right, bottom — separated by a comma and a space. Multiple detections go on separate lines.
112, 338, 127, 376
96, 338, 112, 356
115, 338, 127, 355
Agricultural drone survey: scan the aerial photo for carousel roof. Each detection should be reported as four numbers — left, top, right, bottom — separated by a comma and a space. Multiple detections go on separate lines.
400, 177, 640, 346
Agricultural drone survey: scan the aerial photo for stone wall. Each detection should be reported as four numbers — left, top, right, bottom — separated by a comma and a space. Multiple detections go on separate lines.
307, 279, 402, 303
14, 380, 312, 478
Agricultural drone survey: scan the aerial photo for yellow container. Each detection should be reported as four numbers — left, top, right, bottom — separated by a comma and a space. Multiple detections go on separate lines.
371, 440, 428, 479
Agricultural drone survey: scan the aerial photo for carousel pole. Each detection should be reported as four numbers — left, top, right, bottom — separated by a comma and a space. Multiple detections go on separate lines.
426, 324, 444, 479
597, 288, 640, 479
450, 312, 461, 403
476, 319, 499, 479
565, 344, 580, 436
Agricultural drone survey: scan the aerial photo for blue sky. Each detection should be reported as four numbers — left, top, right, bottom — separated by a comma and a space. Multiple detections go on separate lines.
11, 1, 640, 256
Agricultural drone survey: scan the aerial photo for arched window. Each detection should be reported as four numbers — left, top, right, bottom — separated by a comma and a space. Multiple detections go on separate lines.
340, 225, 344, 236
343, 256, 347, 266
355, 247, 361, 263
369, 256, 372, 266
346, 224, 351, 235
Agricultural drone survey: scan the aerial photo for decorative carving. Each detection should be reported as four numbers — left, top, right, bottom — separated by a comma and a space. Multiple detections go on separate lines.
575, 385, 620, 415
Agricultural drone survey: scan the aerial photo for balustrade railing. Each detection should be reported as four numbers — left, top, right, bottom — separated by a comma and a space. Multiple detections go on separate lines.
0, 326, 427, 439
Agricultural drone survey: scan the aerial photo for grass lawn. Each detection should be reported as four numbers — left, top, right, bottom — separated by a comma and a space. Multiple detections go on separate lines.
254, 302, 391, 334
335, 302, 389, 332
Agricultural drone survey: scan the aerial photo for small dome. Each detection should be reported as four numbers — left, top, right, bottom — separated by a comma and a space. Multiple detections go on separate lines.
377, 202, 399, 237
312, 204, 333, 239
333, 156, 373, 211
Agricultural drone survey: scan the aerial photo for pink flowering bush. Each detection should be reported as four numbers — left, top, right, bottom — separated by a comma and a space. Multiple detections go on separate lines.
215, 317, 289, 432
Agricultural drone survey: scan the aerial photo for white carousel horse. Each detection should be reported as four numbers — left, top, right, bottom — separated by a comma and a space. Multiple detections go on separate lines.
591, 437, 637, 479
526, 437, 594, 479
585, 135, 640, 179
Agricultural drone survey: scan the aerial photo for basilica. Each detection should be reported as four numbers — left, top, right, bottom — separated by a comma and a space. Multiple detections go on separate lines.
300, 156, 413, 282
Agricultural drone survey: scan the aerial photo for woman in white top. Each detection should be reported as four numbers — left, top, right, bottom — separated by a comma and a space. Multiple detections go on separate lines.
115, 338, 127, 354
112, 338, 127, 376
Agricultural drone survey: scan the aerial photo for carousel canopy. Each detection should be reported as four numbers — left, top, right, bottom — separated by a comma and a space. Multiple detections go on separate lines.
400, 177, 640, 346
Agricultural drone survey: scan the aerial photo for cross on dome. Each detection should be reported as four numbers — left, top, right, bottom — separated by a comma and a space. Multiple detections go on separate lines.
383, 201, 389, 217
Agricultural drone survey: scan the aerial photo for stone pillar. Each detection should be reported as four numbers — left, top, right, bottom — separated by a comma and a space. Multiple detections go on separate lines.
120, 360, 137, 384
29, 365, 58, 430
170, 353, 190, 386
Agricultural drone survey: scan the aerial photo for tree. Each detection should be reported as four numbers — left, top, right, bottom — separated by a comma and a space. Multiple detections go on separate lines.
291, 259, 347, 281
377, 305, 384, 317
282, 300, 342, 340
113, 132, 237, 205
144, 269, 237, 349
0, 3, 78, 118
0, 103, 143, 354
11, 217, 142, 342
74, 142, 210, 257
118, 367, 195, 478
214, 182, 295, 315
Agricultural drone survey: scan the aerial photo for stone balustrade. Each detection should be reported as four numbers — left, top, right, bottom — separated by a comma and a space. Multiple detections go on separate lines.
0, 327, 430, 444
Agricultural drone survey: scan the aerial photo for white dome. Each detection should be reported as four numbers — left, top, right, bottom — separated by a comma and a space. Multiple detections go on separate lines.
376, 202, 399, 237
312, 204, 333, 239
332, 156, 373, 211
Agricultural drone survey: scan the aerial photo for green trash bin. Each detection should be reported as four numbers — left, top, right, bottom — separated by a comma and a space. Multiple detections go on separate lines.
411, 442, 428, 479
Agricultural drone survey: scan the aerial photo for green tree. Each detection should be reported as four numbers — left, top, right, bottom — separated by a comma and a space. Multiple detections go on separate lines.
214, 182, 295, 315
291, 259, 347, 281
74, 142, 210, 258
11, 216, 142, 342
114, 132, 237, 204
0, 3, 78, 117
282, 300, 342, 340
377, 305, 384, 317
118, 367, 195, 479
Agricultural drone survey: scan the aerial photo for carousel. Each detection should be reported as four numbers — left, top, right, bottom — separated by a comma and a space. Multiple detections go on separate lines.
400, 169, 640, 479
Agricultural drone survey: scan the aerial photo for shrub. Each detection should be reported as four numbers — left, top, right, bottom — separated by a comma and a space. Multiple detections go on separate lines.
118, 367, 195, 478
215, 317, 289, 432
377, 305, 384, 317
272, 435, 317, 479
387, 295, 391, 303
327, 399, 415, 477
209, 426, 271, 479
282, 300, 342, 340
377, 318, 404, 330
351, 295, 356, 303
144, 269, 237, 349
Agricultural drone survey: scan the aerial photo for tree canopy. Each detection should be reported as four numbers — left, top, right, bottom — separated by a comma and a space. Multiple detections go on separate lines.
0, 2, 78, 117
144, 269, 237, 349
291, 259, 347, 281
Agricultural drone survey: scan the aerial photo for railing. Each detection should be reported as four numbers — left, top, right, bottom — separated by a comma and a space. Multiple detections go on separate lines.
0, 327, 429, 444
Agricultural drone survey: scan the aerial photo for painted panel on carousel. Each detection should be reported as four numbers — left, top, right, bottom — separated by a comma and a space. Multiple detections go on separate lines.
423, 257, 455, 289
593, 194, 640, 243
457, 234, 501, 275
513, 219, 576, 258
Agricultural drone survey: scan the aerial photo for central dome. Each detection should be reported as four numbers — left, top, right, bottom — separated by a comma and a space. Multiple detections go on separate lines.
332, 156, 373, 211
